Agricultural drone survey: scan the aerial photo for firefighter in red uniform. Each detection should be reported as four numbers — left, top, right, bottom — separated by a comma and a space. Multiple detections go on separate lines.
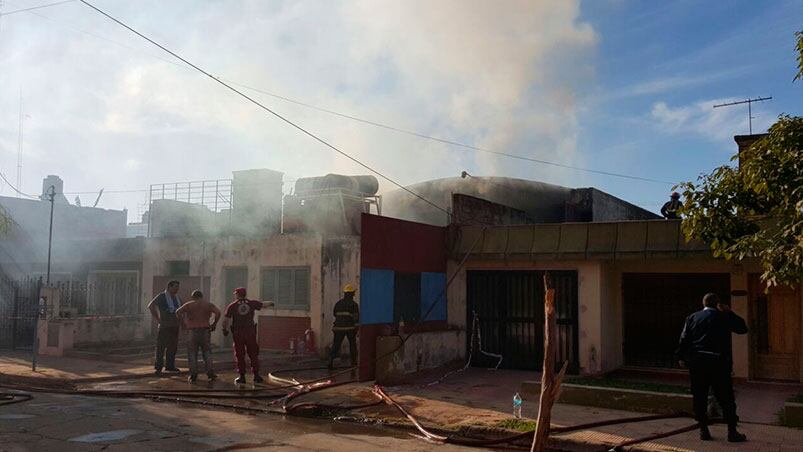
222, 287, 274, 385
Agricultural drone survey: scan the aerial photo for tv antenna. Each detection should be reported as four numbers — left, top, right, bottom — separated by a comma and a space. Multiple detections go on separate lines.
713, 96, 772, 135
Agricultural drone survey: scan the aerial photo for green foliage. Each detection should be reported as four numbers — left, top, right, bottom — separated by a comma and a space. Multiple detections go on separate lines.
796, 30, 803, 81
678, 115, 803, 288
0, 205, 12, 236
497, 418, 537, 432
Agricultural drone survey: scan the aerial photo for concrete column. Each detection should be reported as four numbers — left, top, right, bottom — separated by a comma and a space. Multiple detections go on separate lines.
577, 263, 603, 375
730, 269, 749, 379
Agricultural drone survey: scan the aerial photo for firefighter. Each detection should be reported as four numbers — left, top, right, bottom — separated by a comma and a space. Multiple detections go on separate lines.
328, 284, 359, 369
222, 287, 274, 385
661, 192, 683, 219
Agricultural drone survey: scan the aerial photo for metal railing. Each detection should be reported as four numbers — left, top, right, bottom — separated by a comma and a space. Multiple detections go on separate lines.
149, 179, 234, 214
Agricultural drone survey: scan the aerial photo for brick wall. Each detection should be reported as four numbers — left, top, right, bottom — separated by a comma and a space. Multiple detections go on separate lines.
258, 316, 311, 351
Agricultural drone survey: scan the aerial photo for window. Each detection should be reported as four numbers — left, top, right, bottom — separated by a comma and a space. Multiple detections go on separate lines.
261, 267, 310, 310
394, 272, 421, 324
87, 271, 140, 315
167, 260, 190, 276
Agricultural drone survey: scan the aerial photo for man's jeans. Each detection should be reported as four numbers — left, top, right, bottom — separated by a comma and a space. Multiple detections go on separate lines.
187, 328, 213, 376
155, 325, 179, 371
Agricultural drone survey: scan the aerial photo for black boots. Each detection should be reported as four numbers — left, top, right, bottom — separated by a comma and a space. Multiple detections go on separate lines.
728, 425, 747, 443
699, 425, 712, 441
234, 374, 246, 384
253, 374, 265, 384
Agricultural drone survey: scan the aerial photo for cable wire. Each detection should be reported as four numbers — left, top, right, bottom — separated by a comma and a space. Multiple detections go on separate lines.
78, 0, 449, 216
0, 0, 74, 17
0, 171, 38, 199
224, 79, 676, 185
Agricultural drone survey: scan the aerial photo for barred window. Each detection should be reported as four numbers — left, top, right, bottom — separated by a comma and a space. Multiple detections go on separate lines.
87, 272, 140, 315
260, 267, 310, 310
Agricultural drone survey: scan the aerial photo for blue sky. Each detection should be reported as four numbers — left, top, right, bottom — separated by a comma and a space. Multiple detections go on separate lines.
576, 0, 802, 208
0, 0, 801, 219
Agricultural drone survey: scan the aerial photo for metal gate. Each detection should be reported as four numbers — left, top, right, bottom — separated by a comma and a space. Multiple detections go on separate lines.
0, 276, 43, 350
623, 273, 730, 368
466, 270, 579, 372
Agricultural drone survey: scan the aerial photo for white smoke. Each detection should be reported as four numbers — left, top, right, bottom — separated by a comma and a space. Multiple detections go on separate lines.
0, 0, 597, 218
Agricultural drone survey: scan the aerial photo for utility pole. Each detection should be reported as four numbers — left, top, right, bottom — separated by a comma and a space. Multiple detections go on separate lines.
46, 185, 55, 285
713, 96, 772, 135
32, 185, 56, 371
17, 89, 23, 197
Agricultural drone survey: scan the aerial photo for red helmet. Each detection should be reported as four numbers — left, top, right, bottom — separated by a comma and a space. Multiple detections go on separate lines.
233, 287, 247, 297
671, 192, 680, 199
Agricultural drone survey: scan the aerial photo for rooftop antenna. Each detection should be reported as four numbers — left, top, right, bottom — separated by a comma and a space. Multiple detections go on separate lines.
93, 188, 104, 207
16, 88, 27, 198
713, 96, 772, 135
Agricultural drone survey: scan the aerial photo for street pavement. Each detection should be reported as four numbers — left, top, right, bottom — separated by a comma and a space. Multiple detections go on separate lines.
0, 390, 473, 452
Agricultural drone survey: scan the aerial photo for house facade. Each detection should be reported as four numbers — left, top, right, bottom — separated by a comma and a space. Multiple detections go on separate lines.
446, 220, 802, 382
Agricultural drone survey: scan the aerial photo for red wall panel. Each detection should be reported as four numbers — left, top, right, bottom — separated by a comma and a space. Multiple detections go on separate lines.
360, 213, 447, 273
258, 316, 311, 351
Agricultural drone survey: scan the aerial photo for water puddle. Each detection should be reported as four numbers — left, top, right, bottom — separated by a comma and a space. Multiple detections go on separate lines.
68, 429, 143, 443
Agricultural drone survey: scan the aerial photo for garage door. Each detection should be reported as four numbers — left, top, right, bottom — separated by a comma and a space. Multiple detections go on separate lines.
466, 270, 578, 372
623, 273, 730, 368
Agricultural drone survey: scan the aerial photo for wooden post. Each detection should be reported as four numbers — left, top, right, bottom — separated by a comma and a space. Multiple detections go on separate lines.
531, 272, 569, 452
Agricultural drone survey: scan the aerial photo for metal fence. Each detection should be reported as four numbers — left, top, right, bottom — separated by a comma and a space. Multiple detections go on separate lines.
51, 274, 141, 318
0, 276, 43, 350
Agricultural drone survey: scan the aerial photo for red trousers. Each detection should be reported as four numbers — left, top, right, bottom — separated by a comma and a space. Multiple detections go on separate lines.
232, 326, 259, 375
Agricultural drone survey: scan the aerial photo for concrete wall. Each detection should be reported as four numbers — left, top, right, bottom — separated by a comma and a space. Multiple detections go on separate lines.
141, 233, 360, 353
73, 317, 147, 346
589, 189, 659, 221
375, 329, 465, 384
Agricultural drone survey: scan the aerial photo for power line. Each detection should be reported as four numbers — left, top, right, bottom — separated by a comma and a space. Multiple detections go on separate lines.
225, 80, 676, 185
17, 2, 676, 187
78, 0, 449, 216
0, 0, 73, 16
0, 171, 37, 198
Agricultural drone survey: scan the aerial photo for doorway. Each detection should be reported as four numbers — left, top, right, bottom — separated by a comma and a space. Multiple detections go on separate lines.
623, 273, 730, 369
750, 274, 801, 381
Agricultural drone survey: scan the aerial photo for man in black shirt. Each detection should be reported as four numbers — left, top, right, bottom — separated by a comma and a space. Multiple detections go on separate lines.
677, 293, 748, 442
148, 280, 183, 375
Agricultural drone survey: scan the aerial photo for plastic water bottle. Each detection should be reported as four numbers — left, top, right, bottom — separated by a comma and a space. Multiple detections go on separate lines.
513, 393, 522, 418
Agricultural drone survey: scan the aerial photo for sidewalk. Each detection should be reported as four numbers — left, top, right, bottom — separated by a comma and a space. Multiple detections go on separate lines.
287, 368, 803, 451
4, 353, 803, 451
0, 349, 320, 387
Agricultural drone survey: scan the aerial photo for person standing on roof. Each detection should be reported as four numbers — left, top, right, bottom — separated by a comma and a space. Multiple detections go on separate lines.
328, 284, 360, 369
661, 192, 683, 219
222, 287, 274, 385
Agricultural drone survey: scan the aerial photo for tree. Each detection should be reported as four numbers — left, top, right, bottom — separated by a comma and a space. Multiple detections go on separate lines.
678, 115, 802, 288
796, 30, 802, 81
679, 31, 802, 288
